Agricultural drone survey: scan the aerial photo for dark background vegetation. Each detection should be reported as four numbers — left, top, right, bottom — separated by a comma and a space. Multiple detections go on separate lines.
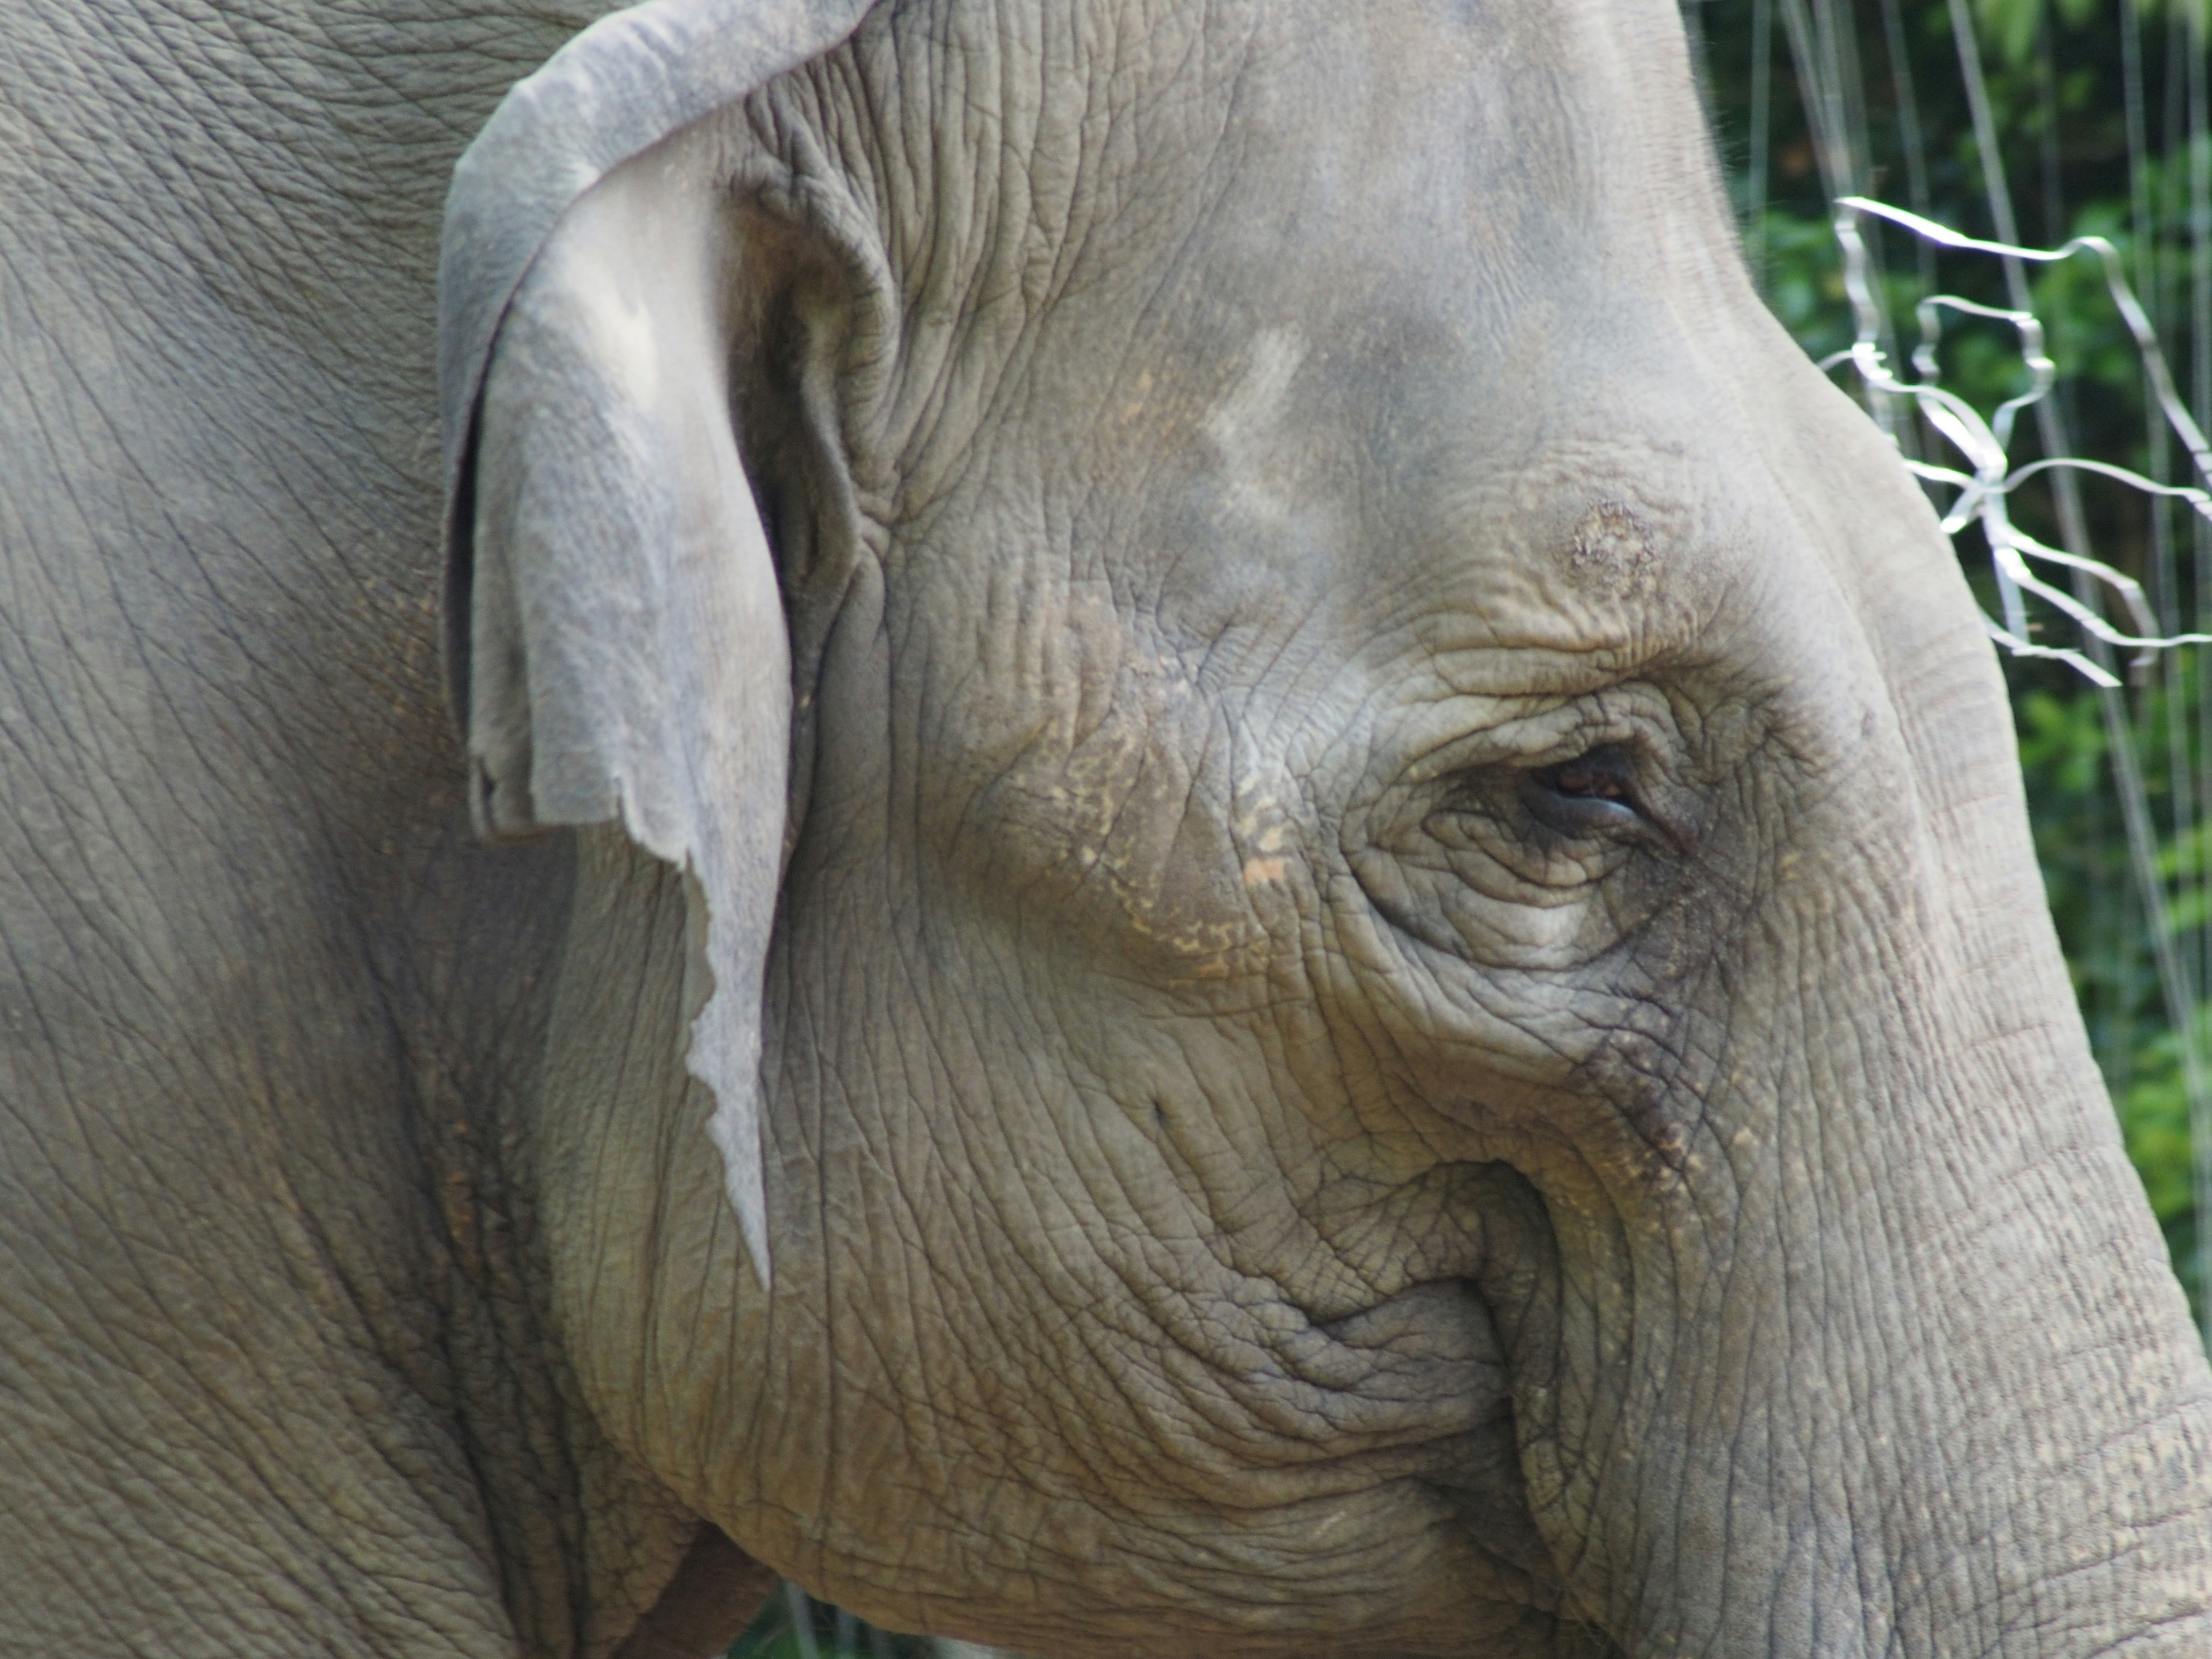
1687, 0, 2212, 1315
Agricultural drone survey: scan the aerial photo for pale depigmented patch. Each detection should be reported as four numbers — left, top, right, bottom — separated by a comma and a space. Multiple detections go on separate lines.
1118, 368, 1156, 424
1236, 810, 1293, 854
1205, 329, 1306, 449
1234, 786, 1301, 898
1203, 331, 1309, 529
1568, 500, 1660, 599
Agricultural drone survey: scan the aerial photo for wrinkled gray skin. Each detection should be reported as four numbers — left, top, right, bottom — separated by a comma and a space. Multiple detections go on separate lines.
6, 1, 2212, 1656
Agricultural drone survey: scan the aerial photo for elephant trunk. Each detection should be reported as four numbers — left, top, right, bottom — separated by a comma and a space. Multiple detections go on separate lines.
1482, 736, 2212, 1657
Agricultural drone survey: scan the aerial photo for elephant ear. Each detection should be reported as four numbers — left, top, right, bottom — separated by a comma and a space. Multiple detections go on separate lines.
440, 0, 873, 1283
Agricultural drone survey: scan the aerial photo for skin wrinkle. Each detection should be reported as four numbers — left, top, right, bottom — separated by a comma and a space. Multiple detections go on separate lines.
13, 0, 2212, 1654
787, 778, 1478, 1575
9, 0, 738, 1643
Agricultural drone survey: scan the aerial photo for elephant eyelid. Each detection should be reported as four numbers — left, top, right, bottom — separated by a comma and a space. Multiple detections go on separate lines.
1531, 746, 1639, 808
1516, 744, 1679, 847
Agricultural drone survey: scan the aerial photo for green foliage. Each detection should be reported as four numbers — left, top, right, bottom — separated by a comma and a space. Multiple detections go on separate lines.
1747, 209, 1857, 356
730, 1585, 934, 1659
2015, 676, 2204, 1300
1974, 0, 2119, 65
1702, 0, 2211, 1317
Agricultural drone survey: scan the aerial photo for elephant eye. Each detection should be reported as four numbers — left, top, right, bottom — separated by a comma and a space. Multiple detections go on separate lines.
1521, 745, 1646, 838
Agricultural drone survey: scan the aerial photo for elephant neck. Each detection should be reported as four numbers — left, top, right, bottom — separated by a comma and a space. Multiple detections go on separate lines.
0, 8, 760, 1653
1, 2, 604, 462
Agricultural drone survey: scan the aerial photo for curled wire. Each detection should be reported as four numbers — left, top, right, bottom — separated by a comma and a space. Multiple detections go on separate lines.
1829, 196, 2212, 687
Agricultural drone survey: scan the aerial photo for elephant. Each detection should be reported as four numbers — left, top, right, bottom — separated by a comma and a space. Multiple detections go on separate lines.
5, 0, 2211, 1654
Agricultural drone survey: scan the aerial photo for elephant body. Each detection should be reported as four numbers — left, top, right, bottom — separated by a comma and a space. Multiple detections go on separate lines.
5, 2, 2210, 1656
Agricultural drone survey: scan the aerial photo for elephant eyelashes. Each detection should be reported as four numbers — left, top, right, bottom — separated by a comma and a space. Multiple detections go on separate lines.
1520, 745, 1648, 839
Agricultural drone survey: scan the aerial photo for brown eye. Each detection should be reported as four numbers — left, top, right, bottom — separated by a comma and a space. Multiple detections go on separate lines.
1522, 746, 1644, 836
1547, 755, 1631, 801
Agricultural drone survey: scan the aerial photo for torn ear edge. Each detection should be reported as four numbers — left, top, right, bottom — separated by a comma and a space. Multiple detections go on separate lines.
437, 1, 881, 1286
440, 0, 879, 766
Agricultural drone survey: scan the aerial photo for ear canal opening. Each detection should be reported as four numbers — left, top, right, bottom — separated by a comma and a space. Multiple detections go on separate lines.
719, 179, 897, 877
725, 175, 894, 586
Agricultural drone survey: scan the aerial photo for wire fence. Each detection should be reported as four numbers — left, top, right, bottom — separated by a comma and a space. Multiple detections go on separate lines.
1688, 0, 2212, 1346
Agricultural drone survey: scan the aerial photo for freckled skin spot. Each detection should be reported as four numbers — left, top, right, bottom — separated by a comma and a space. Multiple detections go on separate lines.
1568, 501, 1658, 599
1241, 855, 1288, 887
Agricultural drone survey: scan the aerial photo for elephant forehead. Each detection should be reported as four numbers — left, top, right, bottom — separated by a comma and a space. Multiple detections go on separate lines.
881, 39, 1765, 678
813, 0, 1725, 510
1058, 311, 1747, 692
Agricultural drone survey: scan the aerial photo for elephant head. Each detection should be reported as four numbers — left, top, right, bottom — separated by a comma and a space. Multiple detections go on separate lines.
440, 0, 2212, 1654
